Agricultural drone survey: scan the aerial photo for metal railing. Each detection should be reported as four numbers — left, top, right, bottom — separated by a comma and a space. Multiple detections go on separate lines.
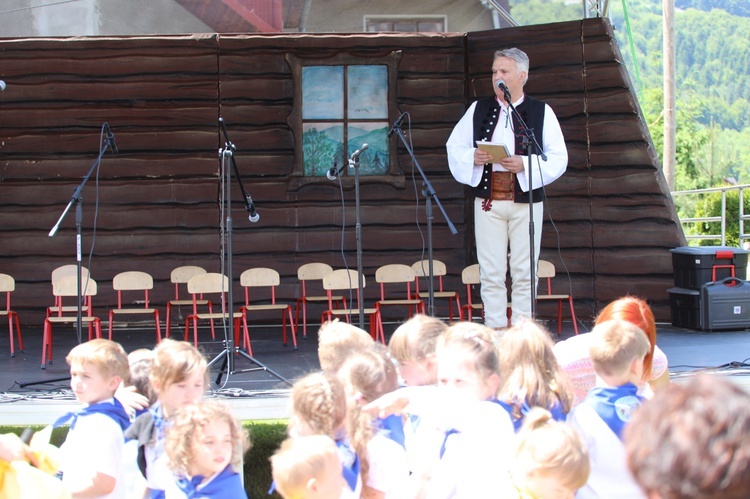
671, 184, 750, 246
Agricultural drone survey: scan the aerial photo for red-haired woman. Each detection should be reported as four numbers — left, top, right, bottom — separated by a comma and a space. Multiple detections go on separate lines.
553, 296, 670, 405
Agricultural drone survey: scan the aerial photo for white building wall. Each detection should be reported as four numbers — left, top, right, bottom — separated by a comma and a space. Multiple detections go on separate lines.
0, 0, 211, 37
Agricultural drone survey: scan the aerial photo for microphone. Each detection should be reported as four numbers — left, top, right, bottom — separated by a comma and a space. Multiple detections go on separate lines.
104, 123, 118, 154
327, 161, 344, 180
246, 195, 260, 223
350, 143, 368, 162
0, 81, 6, 91
496, 80, 511, 103
387, 112, 407, 138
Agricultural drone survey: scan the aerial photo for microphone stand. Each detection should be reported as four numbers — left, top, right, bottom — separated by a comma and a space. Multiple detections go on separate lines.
500, 88, 546, 317
351, 152, 366, 329
389, 119, 458, 316
207, 118, 291, 386
327, 152, 366, 329
48, 125, 116, 344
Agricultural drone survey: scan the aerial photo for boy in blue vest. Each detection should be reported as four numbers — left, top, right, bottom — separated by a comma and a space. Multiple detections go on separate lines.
56, 339, 131, 499
567, 319, 650, 498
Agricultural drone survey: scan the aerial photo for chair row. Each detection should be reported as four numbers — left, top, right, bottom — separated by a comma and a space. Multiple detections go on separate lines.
39, 265, 300, 369
295, 260, 578, 337
460, 260, 579, 335
0, 259, 576, 367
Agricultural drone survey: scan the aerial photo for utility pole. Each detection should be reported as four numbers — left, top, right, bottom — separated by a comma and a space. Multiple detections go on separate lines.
663, 0, 676, 189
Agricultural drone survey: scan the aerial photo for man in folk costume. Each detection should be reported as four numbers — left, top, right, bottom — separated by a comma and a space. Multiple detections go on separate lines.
447, 47, 568, 329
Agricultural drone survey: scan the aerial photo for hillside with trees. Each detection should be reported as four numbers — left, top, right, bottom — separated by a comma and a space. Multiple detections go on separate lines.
510, 0, 750, 191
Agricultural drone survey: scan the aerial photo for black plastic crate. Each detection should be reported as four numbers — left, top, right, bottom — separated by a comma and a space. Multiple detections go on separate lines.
670, 246, 749, 290
668, 287, 701, 329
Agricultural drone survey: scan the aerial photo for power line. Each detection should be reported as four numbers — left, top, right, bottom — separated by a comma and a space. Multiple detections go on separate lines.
0, 0, 81, 16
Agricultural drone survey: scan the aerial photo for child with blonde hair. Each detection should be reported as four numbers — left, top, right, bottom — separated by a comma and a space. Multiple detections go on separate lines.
338, 346, 409, 498
288, 372, 369, 499
164, 400, 250, 498
504, 407, 590, 498
370, 322, 514, 498
496, 320, 573, 431
388, 314, 447, 387
317, 320, 374, 374
56, 339, 131, 499
270, 436, 346, 499
124, 338, 208, 499
567, 319, 650, 499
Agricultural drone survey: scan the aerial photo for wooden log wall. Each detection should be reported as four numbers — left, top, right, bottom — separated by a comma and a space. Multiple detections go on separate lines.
0, 17, 684, 329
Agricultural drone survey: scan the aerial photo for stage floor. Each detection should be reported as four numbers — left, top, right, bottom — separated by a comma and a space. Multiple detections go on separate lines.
0, 318, 748, 425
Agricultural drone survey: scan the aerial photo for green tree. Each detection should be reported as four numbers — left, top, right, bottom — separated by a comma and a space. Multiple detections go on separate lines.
509, 0, 579, 25
640, 87, 713, 190
302, 128, 338, 176
510, 0, 750, 190
689, 189, 750, 247
676, 0, 750, 17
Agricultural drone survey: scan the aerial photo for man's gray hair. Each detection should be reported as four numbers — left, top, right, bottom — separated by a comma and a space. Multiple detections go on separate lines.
494, 48, 530, 84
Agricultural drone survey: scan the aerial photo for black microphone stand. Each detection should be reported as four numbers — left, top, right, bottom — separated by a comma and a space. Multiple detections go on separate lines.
327, 151, 366, 329
23, 126, 113, 384
207, 118, 291, 386
389, 115, 458, 316
48, 124, 116, 344
351, 151, 366, 329
499, 87, 547, 317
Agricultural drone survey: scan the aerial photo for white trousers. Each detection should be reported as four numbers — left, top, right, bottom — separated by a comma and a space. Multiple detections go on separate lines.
474, 197, 543, 328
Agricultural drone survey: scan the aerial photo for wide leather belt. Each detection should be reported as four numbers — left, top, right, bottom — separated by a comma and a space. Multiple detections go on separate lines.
491, 171, 515, 201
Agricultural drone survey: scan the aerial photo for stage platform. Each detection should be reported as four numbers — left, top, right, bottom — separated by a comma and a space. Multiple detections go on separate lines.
0, 319, 748, 425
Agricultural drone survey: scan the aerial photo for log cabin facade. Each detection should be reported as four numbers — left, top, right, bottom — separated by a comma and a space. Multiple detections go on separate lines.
0, 17, 684, 327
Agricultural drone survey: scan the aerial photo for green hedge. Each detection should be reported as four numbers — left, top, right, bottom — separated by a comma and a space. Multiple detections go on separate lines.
3, 420, 288, 498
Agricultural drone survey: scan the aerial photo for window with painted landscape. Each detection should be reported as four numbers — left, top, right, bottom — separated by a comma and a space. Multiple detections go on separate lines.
286, 52, 403, 188
301, 64, 389, 177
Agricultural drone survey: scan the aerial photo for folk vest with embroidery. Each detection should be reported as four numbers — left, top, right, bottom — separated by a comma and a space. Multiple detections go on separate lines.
470, 95, 546, 203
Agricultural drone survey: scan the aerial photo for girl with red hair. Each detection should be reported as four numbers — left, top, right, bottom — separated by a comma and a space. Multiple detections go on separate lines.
553, 296, 669, 405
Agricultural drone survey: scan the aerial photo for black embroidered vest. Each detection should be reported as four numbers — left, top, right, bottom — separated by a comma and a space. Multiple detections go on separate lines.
469, 95, 546, 204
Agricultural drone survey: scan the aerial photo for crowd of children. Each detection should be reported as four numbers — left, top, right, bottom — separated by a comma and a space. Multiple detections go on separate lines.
271, 296, 750, 499
44, 337, 249, 499
2, 295, 749, 498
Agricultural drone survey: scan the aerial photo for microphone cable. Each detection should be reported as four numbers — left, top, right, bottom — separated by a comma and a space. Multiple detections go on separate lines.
532, 136, 588, 334
332, 160, 356, 311
400, 114, 431, 276
77, 124, 108, 343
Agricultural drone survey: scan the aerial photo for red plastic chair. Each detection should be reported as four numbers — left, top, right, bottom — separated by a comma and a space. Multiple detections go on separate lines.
166, 265, 213, 338
42, 275, 102, 369
536, 260, 579, 335
411, 259, 462, 322
108, 271, 161, 343
294, 263, 345, 339
240, 268, 298, 350
321, 269, 385, 344
0, 273, 23, 357
375, 264, 425, 319
184, 273, 247, 351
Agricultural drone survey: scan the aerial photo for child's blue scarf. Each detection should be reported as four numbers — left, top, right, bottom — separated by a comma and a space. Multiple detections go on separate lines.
53, 397, 130, 432
584, 383, 644, 440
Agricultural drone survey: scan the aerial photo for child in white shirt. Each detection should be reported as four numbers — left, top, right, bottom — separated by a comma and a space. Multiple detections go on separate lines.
57, 339, 131, 499
567, 319, 650, 498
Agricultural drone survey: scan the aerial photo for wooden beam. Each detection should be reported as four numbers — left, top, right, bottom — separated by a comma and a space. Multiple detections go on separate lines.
221, 0, 281, 32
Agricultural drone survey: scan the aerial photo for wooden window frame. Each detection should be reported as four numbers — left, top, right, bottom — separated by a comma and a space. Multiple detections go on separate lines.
286, 51, 404, 191
363, 15, 448, 33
